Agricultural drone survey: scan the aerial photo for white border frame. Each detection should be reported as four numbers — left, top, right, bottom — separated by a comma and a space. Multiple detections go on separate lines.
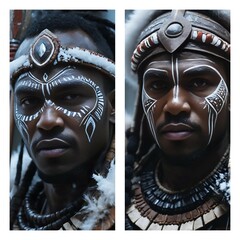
2, 1, 239, 239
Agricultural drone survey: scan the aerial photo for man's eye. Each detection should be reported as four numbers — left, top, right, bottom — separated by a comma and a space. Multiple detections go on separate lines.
20, 97, 40, 106
57, 93, 85, 107
148, 80, 169, 92
63, 94, 80, 101
191, 79, 208, 89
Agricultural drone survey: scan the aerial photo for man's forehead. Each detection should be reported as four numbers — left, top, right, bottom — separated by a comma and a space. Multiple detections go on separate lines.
16, 66, 75, 83
145, 52, 217, 69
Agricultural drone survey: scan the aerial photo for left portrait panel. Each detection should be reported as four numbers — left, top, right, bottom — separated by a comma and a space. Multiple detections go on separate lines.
10, 10, 115, 230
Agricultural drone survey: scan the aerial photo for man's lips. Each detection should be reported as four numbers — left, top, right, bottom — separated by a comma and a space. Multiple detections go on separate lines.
160, 123, 194, 141
35, 138, 70, 158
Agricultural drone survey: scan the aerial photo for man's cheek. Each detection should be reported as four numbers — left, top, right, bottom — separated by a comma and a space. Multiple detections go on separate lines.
204, 79, 229, 145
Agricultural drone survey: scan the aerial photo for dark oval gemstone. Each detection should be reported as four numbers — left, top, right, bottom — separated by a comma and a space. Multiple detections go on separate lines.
165, 23, 183, 37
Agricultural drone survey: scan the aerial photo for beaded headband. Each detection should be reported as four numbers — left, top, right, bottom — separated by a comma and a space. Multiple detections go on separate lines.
131, 10, 230, 72
10, 29, 115, 85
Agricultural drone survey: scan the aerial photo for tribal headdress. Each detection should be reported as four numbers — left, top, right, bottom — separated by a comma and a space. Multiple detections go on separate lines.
130, 10, 230, 72
10, 28, 115, 87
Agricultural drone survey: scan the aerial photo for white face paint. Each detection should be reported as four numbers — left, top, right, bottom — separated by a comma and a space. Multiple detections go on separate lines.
142, 73, 159, 146
142, 57, 229, 147
14, 66, 105, 143
183, 65, 229, 144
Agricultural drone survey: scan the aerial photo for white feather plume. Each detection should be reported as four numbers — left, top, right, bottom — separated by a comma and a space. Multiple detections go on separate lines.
75, 161, 115, 230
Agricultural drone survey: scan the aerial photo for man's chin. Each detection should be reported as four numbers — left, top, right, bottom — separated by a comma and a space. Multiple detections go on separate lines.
37, 163, 93, 184
160, 147, 207, 167
37, 168, 78, 184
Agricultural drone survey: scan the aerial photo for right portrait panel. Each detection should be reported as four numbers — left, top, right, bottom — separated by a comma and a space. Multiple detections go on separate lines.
125, 10, 230, 230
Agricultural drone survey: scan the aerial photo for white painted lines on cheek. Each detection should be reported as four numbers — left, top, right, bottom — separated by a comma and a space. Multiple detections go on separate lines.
142, 69, 161, 147
205, 77, 228, 145
205, 78, 228, 114
142, 87, 158, 145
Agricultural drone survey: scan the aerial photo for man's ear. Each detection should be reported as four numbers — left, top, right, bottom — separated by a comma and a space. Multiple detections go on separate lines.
108, 90, 115, 124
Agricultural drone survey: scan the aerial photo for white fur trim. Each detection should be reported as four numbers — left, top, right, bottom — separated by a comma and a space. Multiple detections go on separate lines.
58, 47, 115, 77
10, 55, 30, 78
72, 161, 115, 230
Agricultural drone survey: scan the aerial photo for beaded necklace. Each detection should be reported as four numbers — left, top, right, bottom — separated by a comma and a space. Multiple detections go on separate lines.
127, 146, 230, 230
17, 181, 85, 230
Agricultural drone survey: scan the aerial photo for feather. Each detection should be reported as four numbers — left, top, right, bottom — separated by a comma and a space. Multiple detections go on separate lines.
74, 161, 115, 230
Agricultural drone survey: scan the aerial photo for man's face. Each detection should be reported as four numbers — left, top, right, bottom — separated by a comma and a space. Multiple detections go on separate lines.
141, 52, 229, 161
13, 31, 114, 177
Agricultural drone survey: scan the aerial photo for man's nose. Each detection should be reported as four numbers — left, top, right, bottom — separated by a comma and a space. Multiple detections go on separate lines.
36, 106, 64, 131
163, 88, 191, 116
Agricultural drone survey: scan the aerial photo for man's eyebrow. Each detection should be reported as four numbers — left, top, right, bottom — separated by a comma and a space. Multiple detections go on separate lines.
14, 75, 93, 93
180, 58, 214, 63
48, 75, 94, 89
148, 58, 214, 66
143, 68, 168, 79
183, 64, 223, 78
14, 80, 41, 93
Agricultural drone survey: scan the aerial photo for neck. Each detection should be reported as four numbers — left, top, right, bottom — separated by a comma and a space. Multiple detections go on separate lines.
40, 161, 94, 213
158, 135, 229, 192
42, 179, 91, 213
